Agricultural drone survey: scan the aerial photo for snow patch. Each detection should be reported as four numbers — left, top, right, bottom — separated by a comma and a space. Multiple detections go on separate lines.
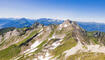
59, 23, 69, 30
51, 41, 61, 49
50, 39, 63, 49
31, 41, 40, 49
59, 24, 63, 30
64, 40, 83, 57
33, 52, 52, 60
64, 24, 68, 27
64, 37, 105, 59
87, 45, 105, 53
52, 35, 56, 39
24, 40, 43, 54
24, 28, 44, 54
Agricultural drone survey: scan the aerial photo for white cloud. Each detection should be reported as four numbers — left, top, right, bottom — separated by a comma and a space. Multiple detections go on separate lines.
72, 18, 105, 24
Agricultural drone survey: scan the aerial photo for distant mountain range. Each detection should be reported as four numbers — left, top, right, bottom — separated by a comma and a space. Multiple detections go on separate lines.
0, 18, 34, 28
0, 18, 63, 28
0, 18, 105, 32
78, 22, 105, 32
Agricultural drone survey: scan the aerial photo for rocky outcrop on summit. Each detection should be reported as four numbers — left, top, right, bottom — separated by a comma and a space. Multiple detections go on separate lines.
31, 22, 44, 29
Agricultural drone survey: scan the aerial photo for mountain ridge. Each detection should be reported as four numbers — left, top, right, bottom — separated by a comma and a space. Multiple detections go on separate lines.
0, 19, 105, 60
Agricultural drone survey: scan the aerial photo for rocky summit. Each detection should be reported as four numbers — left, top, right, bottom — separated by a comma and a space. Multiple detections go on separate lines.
0, 19, 105, 60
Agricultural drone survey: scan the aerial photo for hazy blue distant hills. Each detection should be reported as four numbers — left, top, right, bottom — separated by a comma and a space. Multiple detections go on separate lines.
0, 18, 64, 28
0, 18, 34, 28
77, 22, 105, 32
0, 18, 105, 32
35, 18, 64, 25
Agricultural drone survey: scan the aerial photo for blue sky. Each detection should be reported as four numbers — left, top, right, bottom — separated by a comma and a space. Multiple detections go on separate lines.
0, 0, 105, 22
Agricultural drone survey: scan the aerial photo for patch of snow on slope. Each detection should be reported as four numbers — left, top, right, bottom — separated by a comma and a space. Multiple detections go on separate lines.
64, 24, 68, 27
52, 35, 56, 39
15, 40, 43, 60
64, 37, 105, 59
64, 40, 83, 57
48, 34, 56, 40
24, 28, 44, 54
31, 41, 40, 49
39, 28, 43, 32
49, 34, 63, 49
33, 52, 52, 60
87, 45, 105, 53
64, 37, 85, 58
59, 24, 63, 30
51, 41, 61, 49
24, 41, 43, 54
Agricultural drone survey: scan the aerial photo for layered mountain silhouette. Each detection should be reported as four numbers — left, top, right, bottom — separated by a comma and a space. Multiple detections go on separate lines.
0, 18, 105, 32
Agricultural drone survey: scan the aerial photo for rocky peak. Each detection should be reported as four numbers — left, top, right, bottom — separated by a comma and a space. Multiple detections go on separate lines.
31, 22, 43, 28
4, 29, 20, 40
93, 32, 104, 37
58, 19, 75, 30
63, 19, 72, 24
61, 19, 72, 27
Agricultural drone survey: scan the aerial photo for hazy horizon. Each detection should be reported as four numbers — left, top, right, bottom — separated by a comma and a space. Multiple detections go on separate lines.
0, 0, 105, 23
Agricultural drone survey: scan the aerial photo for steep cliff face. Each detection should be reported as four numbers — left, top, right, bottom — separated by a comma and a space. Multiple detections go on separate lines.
0, 20, 105, 60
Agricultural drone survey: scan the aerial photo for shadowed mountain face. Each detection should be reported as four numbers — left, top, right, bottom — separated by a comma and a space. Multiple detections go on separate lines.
0, 18, 105, 32
0, 20, 105, 60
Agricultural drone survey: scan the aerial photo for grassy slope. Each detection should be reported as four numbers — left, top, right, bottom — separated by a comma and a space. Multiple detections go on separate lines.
16, 30, 38, 46
0, 45, 20, 60
0, 28, 39, 60
67, 52, 105, 60
66, 32, 105, 60
52, 31, 77, 58
86, 31, 105, 44
19, 39, 48, 60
